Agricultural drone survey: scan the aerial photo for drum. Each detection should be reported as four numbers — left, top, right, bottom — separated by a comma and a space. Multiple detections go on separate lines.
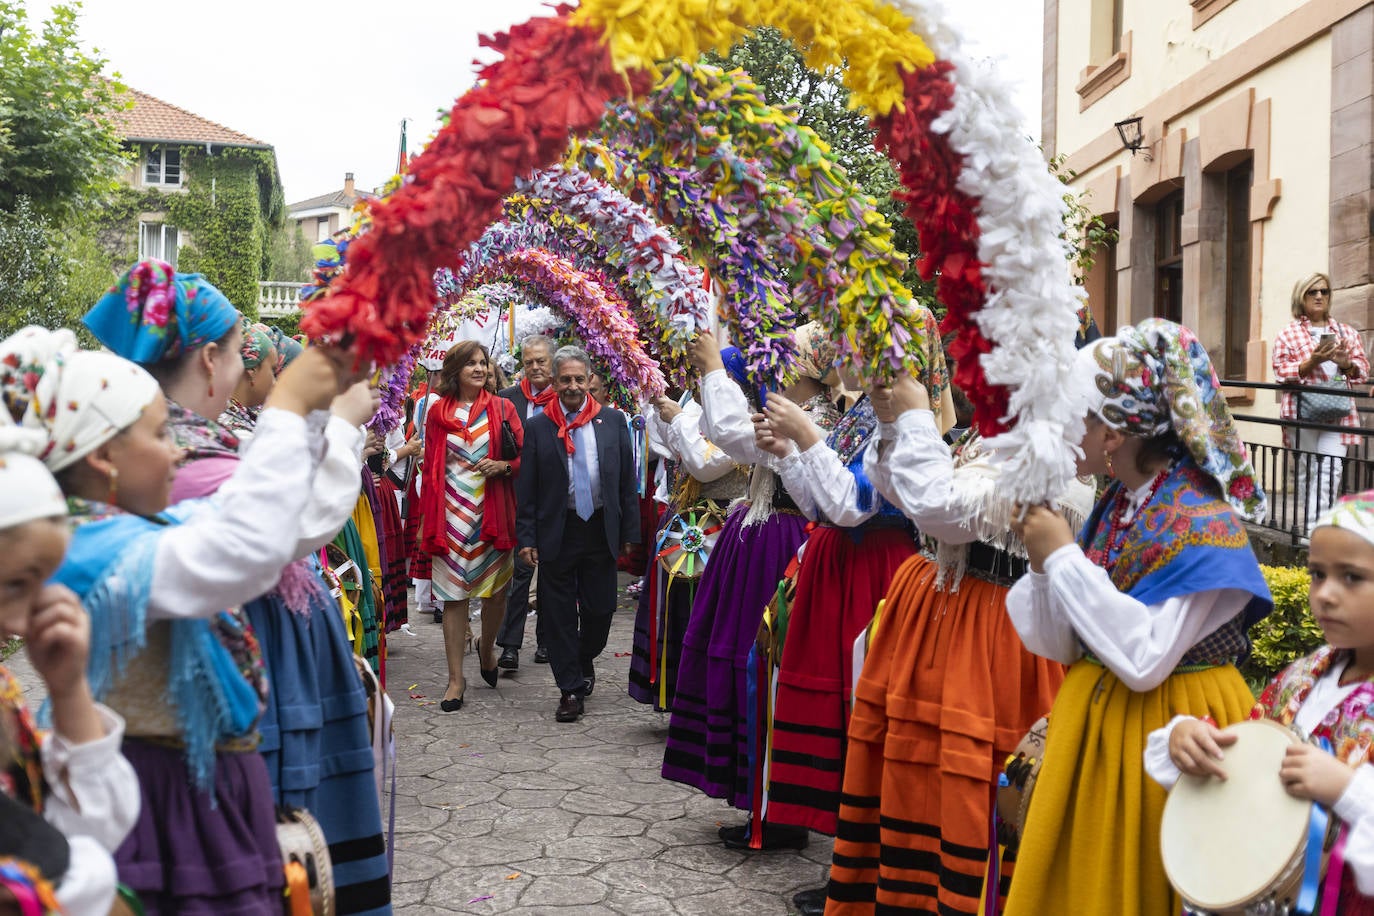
1160, 719, 1312, 914
276, 806, 334, 916
996, 715, 1049, 853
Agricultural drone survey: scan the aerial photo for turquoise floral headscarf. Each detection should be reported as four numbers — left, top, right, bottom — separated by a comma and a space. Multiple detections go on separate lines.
83, 259, 239, 364
1078, 317, 1267, 523
239, 320, 275, 370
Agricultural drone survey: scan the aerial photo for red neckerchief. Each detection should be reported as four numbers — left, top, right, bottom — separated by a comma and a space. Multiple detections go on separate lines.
428, 389, 492, 445
520, 377, 557, 412
548, 396, 599, 455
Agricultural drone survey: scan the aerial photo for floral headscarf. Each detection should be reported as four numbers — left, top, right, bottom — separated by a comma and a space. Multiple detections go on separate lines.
1077, 318, 1266, 522
789, 321, 839, 384
1312, 489, 1374, 542
0, 327, 161, 473
0, 414, 65, 530
239, 320, 275, 370
83, 259, 239, 365
268, 326, 303, 375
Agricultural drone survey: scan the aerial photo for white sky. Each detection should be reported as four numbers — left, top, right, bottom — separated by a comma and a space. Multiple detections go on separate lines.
35, 1, 1043, 204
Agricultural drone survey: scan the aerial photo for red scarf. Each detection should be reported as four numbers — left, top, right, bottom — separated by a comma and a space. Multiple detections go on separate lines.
549, 396, 600, 454
521, 377, 557, 412
419, 390, 522, 554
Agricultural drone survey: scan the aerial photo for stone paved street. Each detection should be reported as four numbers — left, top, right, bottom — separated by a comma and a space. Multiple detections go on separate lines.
7, 576, 831, 913
384, 576, 831, 914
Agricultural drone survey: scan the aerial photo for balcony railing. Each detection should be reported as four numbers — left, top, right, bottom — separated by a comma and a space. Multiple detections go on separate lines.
258, 281, 301, 318
1227, 379, 1374, 543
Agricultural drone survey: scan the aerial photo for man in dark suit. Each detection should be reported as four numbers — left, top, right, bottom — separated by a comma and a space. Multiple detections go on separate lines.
516, 345, 640, 722
496, 335, 557, 671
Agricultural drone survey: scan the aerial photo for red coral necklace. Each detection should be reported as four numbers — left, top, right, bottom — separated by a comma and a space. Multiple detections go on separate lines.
1087, 462, 1176, 567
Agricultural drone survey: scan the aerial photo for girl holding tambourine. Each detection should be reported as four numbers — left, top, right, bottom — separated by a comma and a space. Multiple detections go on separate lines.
1005, 319, 1273, 916
1148, 491, 1374, 912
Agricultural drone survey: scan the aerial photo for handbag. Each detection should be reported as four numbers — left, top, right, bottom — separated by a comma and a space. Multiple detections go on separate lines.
1297, 374, 1354, 424
499, 403, 519, 458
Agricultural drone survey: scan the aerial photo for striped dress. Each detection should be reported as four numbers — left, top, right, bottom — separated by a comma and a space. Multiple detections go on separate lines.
430, 402, 513, 601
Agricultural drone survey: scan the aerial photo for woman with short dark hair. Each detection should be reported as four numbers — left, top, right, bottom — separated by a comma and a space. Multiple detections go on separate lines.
418, 340, 523, 710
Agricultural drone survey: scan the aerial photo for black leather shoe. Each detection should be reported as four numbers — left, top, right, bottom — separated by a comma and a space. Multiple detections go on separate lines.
793, 887, 827, 916
555, 692, 584, 723
498, 648, 519, 670
718, 823, 808, 850
431, 608, 443, 624
439, 691, 464, 712
533, 646, 549, 664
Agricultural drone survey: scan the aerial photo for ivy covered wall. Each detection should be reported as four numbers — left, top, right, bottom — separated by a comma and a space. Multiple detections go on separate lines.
93, 145, 284, 318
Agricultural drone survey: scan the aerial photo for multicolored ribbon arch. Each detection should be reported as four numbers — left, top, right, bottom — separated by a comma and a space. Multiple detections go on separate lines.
303, 0, 1084, 504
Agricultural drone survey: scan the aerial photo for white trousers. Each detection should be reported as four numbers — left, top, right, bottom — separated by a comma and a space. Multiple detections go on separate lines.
1296, 428, 1346, 524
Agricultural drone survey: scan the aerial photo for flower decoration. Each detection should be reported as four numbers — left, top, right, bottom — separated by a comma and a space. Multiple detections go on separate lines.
313, 0, 1084, 504
461, 248, 667, 406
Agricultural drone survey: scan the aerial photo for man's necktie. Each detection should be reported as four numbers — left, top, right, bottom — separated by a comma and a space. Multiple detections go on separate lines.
572, 425, 594, 521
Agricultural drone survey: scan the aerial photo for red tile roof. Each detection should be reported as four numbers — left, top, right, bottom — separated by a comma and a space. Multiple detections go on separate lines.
112, 88, 270, 149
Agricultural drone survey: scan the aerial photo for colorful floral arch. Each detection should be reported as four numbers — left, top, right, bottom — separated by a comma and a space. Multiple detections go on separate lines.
304, 0, 1084, 502
459, 247, 668, 408
586, 62, 923, 382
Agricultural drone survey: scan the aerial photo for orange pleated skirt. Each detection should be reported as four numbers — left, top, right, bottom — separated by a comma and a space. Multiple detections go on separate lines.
826, 554, 1065, 916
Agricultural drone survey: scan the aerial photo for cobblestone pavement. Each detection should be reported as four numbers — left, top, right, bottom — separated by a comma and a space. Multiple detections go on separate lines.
7, 577, 832, 913
387, 578, 831, 914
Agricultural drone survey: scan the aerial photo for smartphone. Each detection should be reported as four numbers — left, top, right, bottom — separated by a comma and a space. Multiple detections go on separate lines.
1320, 333, 1336, 347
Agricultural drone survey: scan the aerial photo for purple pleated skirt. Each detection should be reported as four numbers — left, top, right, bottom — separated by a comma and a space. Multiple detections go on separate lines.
661, 505, 809, 807
115, 739, 284, 915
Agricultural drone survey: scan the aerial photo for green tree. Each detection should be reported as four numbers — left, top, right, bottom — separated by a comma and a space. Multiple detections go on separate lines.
0, 196, 103, 342
0, 1, 130, 219
267, 221, 314, 283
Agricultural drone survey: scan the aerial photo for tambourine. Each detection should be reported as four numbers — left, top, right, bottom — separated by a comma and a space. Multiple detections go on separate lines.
655, 500, 727, 582
277, 806, 334, 916
996, 715, 1050, 853
1160, 719, 1316, 915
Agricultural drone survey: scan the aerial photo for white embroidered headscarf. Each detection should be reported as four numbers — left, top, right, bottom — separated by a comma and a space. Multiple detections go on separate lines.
0, 326, 161, 473
0, 413, 66, 528
1312, 490, 1374, 542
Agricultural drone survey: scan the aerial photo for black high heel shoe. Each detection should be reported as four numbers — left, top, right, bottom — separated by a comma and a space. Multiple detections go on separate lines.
440, 689, 465, 712
480, 646, 499, 688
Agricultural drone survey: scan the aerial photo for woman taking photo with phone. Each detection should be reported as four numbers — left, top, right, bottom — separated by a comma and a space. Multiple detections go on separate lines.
1273, 271, 1369, 520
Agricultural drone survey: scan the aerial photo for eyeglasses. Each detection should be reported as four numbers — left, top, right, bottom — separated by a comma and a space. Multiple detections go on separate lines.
1307, 288, 1331, 297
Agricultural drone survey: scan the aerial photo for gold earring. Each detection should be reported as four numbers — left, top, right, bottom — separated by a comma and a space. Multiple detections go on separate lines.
106, 467, 119, 503
1104, 450, 1115, 477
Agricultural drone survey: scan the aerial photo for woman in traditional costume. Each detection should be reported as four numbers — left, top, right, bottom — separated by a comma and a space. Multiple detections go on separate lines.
418, 340, 522, 710
1004, 318, 1272, 916
754, 316, 949, 916
1146, 490, 1374, 913
83, 262, 392, 914
1, 322, 345, 914
823, 374, 1093, 915
660, 324, 841, 849
218, 320, 276, 440
0, 406, 140, 915
627, 353, 750, 711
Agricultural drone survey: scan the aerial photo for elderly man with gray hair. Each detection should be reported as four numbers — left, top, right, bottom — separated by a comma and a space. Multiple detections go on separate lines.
515, 345, 641, 722
496, 334, 558, 670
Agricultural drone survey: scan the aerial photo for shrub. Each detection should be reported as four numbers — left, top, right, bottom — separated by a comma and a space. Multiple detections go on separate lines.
1240, 565, 1324, 689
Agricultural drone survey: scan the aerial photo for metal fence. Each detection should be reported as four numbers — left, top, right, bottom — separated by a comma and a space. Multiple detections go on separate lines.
1228, 379, 1374, 543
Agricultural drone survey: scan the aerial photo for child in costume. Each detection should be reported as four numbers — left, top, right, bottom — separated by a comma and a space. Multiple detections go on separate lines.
0, 323, 345, 915
1004, 319, 1272, 916
0, 412, 140, 915
1147, 490, 1374, 913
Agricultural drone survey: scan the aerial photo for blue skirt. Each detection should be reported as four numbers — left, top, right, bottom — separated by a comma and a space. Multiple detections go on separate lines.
246, 572, 392, 915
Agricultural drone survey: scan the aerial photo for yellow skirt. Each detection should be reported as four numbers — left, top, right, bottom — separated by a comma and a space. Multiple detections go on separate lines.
1004, 659, 1255, 916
